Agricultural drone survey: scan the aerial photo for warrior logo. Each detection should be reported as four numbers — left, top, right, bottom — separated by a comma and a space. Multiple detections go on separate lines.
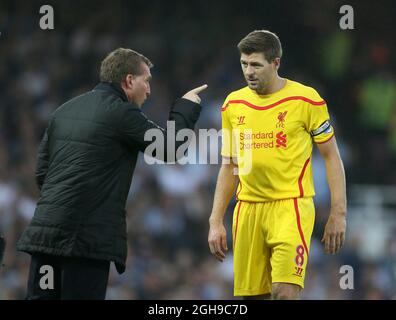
237, 116, 246, 125
276, 111, 288, 128
294, 266, 304, 277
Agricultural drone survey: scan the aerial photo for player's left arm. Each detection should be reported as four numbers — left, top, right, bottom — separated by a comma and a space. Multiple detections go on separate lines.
316, 136, 347, 255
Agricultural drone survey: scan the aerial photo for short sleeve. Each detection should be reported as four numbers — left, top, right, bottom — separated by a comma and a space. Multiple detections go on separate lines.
220, 97, 236, 158
305, 90, 335, 144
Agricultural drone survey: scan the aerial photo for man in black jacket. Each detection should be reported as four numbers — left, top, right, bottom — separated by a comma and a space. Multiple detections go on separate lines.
17, 48, 207, 299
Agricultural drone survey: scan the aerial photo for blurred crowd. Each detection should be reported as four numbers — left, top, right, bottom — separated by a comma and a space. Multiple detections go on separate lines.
1, 0, 395, 299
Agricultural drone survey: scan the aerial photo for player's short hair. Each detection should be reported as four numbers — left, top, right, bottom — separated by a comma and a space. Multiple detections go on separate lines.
100, 48, 153, 84
237, 30, 283, 63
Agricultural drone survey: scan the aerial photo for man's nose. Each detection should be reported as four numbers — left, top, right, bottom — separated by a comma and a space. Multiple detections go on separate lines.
245, 66, 254, 76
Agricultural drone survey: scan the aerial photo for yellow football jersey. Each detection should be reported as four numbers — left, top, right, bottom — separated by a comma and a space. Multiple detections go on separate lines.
221, 79, 334, 202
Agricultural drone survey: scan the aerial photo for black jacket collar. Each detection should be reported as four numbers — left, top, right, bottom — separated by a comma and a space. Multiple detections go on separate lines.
93, 82, 129, 102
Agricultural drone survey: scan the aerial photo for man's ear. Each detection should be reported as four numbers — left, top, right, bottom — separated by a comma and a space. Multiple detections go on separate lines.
124, 74, 134, 89
273, 57, 281, 70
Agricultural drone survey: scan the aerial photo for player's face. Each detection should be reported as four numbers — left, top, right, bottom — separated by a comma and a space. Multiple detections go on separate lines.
124, 63, 152, 107
240, 52, 278, 94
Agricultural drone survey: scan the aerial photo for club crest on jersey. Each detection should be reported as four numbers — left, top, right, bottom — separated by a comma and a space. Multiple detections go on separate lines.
276, 111, 287, 128
237, 115, 246, 125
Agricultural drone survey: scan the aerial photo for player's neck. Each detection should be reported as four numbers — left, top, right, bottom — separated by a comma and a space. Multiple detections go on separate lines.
256, 76, 286, 95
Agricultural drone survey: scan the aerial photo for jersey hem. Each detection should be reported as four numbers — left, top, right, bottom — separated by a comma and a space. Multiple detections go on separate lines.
234, 288, 271, 296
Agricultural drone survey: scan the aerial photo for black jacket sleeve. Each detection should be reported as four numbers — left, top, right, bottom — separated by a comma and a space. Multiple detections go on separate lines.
36, 126, 50, 190
117, 98, 202, 162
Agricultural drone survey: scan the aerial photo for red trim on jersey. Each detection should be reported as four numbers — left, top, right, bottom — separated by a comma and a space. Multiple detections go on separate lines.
221, 96, 326, 112
298, 157, 311, 197
233, 201, 243, 248
315, 132, 335, 144
236, 180, 242, 200
293, 198, 309, 256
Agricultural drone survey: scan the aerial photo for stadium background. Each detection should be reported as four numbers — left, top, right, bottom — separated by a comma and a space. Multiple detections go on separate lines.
1, 0, 395, 299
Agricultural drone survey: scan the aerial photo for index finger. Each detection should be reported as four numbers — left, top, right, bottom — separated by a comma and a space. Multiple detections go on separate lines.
190, 84, 208, 94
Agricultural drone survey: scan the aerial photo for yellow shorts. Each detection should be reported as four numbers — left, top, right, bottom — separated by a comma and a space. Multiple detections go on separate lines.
232, 197, 315, 296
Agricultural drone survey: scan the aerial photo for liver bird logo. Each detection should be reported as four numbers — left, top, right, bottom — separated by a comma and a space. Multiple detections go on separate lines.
276, 111, 288, 128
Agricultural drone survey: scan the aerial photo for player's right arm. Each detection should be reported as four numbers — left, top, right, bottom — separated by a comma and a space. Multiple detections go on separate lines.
208, 157, 238, 262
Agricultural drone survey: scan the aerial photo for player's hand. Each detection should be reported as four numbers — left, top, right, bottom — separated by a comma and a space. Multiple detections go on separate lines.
208, 220, 228, 262
182, 84, 208, 104
321, 210, 346, 255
